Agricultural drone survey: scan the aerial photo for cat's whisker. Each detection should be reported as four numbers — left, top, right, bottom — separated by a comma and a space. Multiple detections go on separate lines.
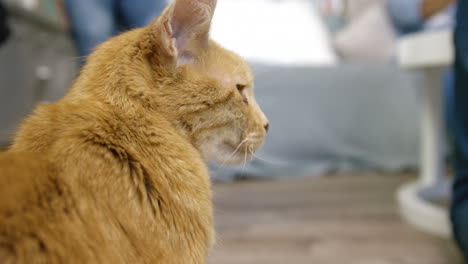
251, 153, 277, 165
241, 145, 254, 173
241, 147, 248, 172
217, 137, 249, 170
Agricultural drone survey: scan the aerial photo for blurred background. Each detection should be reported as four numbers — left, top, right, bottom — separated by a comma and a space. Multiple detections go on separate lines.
0, 0, 465, 263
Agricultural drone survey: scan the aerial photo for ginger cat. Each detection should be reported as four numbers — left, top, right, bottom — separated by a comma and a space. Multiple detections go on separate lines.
0, 0, 269, 263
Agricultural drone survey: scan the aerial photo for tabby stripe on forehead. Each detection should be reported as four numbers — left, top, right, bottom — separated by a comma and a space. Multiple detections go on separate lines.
184, 90, 235, 115
204, 90, 235, 110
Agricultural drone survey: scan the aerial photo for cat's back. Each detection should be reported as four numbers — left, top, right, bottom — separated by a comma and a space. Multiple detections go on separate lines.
0, 151, 131, 263
0, 151, 58, 217
4, 100, 214, 263
0, 151, 84, 263
1, 103, 136, 263
12, 101, 103, 153
0, 151, 52, 263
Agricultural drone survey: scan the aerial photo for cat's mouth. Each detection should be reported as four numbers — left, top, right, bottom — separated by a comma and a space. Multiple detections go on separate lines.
218, 141, 253, 165
200, 132, 264, 165
219, 135, 264, 165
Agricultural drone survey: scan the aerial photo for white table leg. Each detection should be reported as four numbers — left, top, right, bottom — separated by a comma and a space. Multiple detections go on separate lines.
396, 68, 452, 238
396, 30, 454, 238
421, 68, 445, 187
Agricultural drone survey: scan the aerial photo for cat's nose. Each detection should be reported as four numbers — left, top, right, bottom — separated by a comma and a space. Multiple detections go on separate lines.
264, 123, 270, 133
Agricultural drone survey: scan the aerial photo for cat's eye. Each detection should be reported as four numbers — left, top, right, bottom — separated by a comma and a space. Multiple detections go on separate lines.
236, 84, 248, 104
236, 84, 246, 92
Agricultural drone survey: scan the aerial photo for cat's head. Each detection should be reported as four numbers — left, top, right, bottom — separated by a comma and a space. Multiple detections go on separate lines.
147, 0, 269, 165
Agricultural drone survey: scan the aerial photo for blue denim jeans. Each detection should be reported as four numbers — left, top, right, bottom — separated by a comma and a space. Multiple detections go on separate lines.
451, 0, 468, 259
387, 0, 424, 34
63, 0, 166, 60
387, 0, 455, 34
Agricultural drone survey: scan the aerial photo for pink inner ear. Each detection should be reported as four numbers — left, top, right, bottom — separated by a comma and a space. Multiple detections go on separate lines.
170, 1, 192, 46
160, 19, 178, 58
169, 0, 216, 54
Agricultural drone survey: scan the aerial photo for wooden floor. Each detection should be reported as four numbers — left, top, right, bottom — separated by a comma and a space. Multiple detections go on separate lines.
209, 173, 464, 264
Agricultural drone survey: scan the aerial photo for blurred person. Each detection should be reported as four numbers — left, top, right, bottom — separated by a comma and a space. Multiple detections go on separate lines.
387, 0, 456, 126
332, 0, 454, 63
57, 0, 166, 62
451, 0, 468, 258
387, 0, 456, 132
387, 0, 456, 34
387, 0, 457, 137
388, 0, 468, 258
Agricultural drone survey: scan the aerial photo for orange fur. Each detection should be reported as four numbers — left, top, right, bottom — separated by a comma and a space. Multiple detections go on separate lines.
0, 0, 268, 263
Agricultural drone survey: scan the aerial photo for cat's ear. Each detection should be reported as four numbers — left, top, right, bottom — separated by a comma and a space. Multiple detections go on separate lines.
152, 0, 217, 65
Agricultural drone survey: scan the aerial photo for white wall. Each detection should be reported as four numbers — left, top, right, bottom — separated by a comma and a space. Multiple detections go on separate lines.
211, 0, 337, 65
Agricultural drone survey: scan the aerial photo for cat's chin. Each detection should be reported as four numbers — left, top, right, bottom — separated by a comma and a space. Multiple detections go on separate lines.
202, 142, 253, 165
